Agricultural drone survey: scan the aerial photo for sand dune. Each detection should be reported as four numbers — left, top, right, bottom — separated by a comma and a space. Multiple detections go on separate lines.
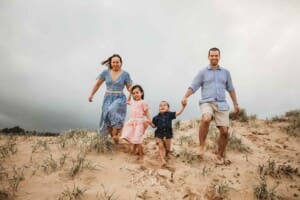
0, 118, 299, 200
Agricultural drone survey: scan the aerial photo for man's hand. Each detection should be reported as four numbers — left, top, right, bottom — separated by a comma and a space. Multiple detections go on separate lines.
234, 104, 240, 114
88, 96, 93, 102
181, 97, 188, 106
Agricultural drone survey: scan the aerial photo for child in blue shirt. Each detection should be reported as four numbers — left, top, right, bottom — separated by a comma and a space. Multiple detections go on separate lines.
150, 101, 186, 167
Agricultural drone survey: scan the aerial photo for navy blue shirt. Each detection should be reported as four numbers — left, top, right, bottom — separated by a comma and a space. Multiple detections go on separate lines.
152, 112, 176, 139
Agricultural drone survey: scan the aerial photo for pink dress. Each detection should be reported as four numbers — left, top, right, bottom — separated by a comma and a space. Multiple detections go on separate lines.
121, 100, 149, 144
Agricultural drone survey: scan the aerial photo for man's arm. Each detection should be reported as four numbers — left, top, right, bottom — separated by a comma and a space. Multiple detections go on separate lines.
229, 90, 240, 114
181, 70, 203, 105
226, 70, 240, 114
181, 88, 193, 105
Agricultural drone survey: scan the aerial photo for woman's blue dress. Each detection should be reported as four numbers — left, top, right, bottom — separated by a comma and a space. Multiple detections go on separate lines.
97, 69, 132, 135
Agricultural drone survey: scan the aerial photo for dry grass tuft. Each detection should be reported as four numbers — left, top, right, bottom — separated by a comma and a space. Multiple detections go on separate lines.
58, 184, 87, 200
96, 184, 119, 200
254, 177, 279, 200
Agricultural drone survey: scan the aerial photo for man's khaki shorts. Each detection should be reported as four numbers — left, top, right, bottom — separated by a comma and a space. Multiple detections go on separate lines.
200, 102, 229, 127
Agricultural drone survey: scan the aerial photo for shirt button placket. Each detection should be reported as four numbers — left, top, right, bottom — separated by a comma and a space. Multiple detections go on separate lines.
214, 70, 218, 101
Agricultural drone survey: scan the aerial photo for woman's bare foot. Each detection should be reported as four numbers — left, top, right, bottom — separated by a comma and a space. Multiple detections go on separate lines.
112, 135, 119, 144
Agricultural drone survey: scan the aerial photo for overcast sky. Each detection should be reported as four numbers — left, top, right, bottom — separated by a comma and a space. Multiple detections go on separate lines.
1, 0, 300, 132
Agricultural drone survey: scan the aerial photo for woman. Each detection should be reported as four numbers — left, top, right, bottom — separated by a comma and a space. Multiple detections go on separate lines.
88, 54, 132, 143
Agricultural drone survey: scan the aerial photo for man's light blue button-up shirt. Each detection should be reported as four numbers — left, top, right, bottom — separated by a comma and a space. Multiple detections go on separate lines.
189, 65, 235, 111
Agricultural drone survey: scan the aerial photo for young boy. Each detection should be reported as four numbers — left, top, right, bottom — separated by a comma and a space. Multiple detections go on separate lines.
150, 101, 186, 167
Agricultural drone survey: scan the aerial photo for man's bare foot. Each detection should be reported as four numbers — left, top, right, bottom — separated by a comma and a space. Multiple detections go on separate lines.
214, 154, 226, 165
216, 154, 223, 161
160, 160, 167, 168
196, 146, 205, 157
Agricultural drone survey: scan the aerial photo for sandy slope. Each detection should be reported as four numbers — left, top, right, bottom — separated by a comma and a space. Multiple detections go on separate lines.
0, 119, 299, 200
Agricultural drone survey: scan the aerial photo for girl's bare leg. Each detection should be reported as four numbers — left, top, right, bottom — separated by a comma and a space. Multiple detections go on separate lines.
137, 144, 144, 160
156, 138, 167, 167
131, 144, 137, 155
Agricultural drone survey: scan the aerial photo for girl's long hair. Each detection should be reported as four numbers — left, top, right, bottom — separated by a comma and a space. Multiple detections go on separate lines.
101, 54, 122, 69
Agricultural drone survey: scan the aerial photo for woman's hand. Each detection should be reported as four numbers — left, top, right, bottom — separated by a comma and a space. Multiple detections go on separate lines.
88, 79, 104, 103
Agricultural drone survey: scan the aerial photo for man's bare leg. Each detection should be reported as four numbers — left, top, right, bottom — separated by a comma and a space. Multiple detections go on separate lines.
197, 113, 212, 156
156, 138, 167, 167
217, 126, 229, 160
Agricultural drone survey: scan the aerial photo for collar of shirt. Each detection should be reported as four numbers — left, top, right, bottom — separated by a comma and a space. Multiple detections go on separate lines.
158, 112, 168, 116
207, 65, 222, 70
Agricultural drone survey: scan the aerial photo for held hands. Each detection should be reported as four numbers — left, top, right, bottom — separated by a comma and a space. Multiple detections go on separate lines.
181, 97, 188, 106
144, 120, 156, 129
146, 120, 156, 128
144, 119, 151, 126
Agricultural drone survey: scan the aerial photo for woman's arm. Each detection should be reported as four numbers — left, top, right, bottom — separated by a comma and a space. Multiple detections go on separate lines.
88, 79, 104, 102
126, 83, 132, 102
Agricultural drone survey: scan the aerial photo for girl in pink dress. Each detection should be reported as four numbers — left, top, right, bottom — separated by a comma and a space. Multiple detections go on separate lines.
121, 85, 150, 159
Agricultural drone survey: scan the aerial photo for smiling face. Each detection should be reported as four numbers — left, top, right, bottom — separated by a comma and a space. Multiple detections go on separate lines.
110, 56, 122, 70
132, 87, 143, 101
208, 50, 220, 67
159, 101, 169, 113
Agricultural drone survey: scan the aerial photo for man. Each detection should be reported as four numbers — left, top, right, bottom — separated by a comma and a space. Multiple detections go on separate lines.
181, 47, 240, 161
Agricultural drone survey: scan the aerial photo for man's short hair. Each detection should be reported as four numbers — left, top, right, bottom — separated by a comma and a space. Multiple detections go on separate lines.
208, 47, 221, 56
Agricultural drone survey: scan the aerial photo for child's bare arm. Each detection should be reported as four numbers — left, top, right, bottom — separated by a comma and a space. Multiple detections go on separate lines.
145, 110, 156, 128
126, 84, 132, 102
149, 122, 156, 128
176, 102, 187, 117
145, 110, 151, 123
127, 93, 132, 102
